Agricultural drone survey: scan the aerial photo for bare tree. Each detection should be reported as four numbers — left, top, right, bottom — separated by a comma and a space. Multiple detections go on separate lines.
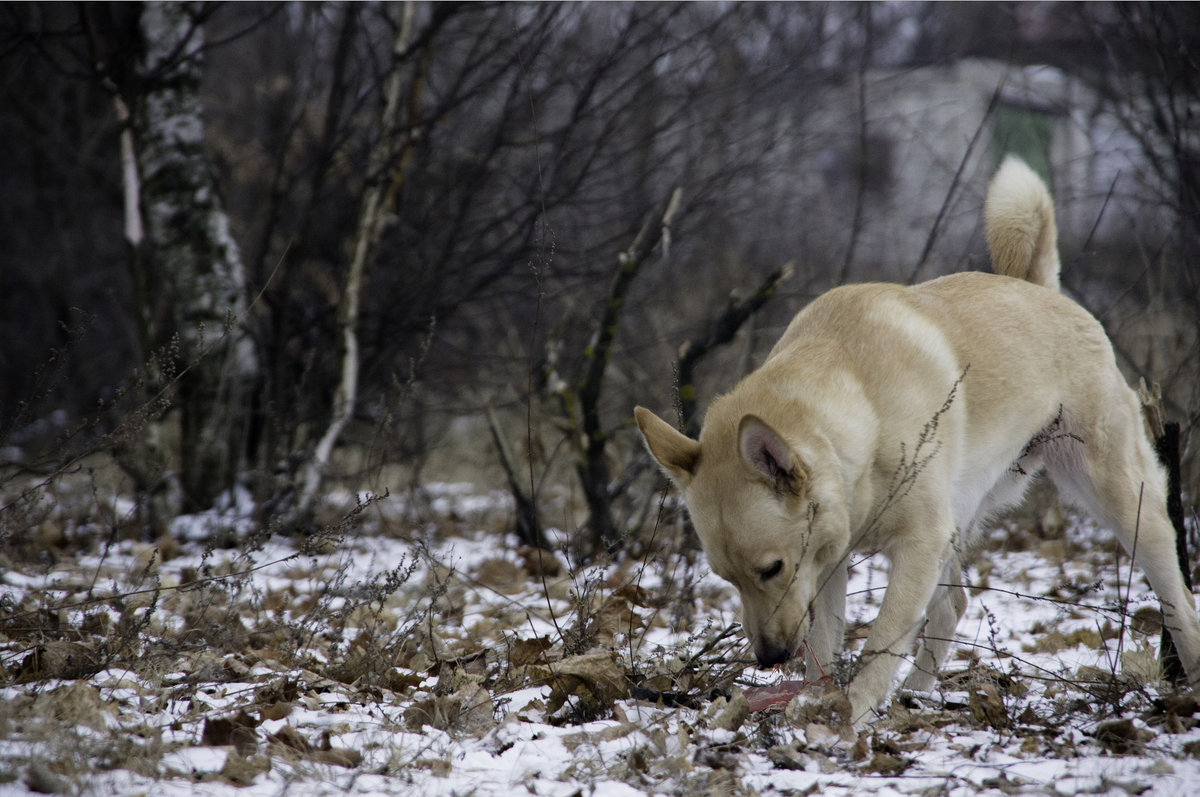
549, 189, 681, 554
101, 2, 261, 523
1072, 2, 1200, 487
292, 2, 422, 523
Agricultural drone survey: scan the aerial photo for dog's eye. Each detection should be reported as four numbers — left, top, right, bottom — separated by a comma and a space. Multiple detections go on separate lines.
760, 559, 783, 581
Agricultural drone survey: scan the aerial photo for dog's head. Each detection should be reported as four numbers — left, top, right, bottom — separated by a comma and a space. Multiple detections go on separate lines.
635, 406, 849, 667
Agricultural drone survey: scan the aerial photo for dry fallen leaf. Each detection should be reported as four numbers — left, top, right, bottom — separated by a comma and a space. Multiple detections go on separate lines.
862, 752, 910, 776
202, 710, 260, 756
17, 641, 102, 681
766, 740, 808, 770
219, 752, 270, 786
40, 682, 113, 732
509, 635, 553, 668
1094, 718, 1153, 755
704, 689, 750, 732
267, 725, 364, 768
542, 651, 630, 716
518, 546, 563, 578
970, 683, 1008, 729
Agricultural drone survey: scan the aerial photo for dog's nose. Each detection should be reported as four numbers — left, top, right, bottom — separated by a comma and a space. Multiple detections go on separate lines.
755, 642, 793, 668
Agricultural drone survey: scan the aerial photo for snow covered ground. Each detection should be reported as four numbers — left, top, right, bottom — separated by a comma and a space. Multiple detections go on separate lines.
2, 482, 1199, 795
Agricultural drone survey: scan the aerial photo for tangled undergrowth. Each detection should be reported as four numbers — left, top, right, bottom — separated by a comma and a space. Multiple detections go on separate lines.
2, 469, 1200, 796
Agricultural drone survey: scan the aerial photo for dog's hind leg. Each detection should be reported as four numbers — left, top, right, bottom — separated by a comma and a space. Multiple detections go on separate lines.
1048, 397, 1200, 688
902, 552, 967, 692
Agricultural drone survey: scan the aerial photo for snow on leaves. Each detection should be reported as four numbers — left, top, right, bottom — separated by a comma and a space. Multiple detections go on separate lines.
2, 483, 1200, 795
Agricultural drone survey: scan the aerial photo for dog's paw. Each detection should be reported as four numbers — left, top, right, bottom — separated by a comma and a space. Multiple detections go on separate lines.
846, 682, 888, 727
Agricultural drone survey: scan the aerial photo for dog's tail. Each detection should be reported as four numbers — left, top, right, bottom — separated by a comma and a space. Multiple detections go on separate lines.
984, 155, 1061, 291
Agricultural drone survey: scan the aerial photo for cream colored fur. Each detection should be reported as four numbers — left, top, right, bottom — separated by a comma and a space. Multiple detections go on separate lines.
636, 156, 1200, 724
986, 155, 1061, 290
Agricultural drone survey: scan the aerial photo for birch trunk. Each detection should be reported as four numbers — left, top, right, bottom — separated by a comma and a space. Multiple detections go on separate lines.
132, 2, 259, 514
293, 2, 418, 522
81, 6, 178, 532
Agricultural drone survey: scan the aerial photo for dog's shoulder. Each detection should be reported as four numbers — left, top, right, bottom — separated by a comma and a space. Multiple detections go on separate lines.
771, 282, 912, 347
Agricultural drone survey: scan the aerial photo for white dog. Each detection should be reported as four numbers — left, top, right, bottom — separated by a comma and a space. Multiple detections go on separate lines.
636, 156, 1200, 723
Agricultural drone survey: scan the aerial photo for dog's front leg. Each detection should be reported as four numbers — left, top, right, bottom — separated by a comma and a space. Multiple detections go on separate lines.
902, 552, 967, 693
848, 530, 951, 723
804, 560, 848, 678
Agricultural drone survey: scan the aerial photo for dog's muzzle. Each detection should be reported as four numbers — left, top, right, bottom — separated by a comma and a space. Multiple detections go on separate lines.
755, 641, 794, 668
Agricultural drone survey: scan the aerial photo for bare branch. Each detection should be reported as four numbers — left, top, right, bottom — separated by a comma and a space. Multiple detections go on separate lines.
676, 262, 794, 434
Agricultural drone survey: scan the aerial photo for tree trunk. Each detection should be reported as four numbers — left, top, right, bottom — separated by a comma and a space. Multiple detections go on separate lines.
81, 6, 175, 533
292, 1, 420, 523
131, 2, 260, 514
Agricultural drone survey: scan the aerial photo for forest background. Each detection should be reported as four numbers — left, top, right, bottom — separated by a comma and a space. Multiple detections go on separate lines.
2, 0, 1198, 564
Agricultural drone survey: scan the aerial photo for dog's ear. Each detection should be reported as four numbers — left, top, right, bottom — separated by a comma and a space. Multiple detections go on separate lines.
635, 406, 700, 487
739, 415, 805, 495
